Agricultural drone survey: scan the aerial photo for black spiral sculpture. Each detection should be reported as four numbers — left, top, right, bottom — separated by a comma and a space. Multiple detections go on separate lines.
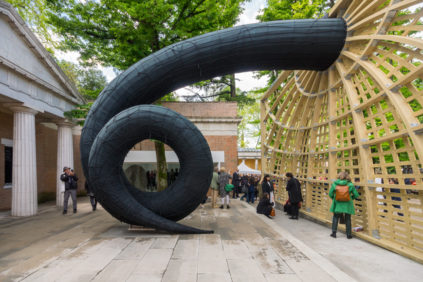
81, 19, 347, 234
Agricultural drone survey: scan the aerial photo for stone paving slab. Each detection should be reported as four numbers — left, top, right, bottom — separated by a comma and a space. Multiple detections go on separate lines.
0, 198, 355, 282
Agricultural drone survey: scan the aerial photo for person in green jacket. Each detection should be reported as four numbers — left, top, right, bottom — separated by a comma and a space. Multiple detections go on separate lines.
329, 171, 360, 239
210, 167, 219, 208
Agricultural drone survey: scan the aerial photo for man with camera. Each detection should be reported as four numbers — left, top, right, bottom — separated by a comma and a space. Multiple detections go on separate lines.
60, 166, 79, 214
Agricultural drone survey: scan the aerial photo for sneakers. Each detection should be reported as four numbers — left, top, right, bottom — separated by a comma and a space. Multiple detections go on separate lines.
289, 216, 298, 220
62, 210, 67, 215
330, 232, 336, 238
347, 235, 353, 239
227, 205, 230, 209
73, 209, 77, 214
219, 205, 224, 209
266, 214, 273, 219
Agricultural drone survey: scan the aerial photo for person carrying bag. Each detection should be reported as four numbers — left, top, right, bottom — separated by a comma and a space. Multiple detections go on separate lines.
329, 171, 360, 239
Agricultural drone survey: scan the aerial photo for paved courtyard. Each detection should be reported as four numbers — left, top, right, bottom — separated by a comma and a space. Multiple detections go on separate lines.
0, 198, 422, 282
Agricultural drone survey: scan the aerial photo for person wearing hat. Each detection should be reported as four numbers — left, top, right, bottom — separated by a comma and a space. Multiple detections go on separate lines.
60, 166, 79, 214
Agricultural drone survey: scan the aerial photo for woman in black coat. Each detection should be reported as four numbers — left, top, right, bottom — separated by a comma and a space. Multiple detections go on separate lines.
285, 172, 303, 219
257, 192, 273, 219
261, 175, 274, 205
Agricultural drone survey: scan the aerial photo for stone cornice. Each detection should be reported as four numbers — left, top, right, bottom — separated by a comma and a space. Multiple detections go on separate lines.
0, 56, 81, 105
4, 103, 38, 114
0, 0, 85, 105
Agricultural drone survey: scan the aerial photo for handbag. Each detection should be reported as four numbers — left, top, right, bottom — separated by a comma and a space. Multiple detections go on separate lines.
270, 208, 276, 217
224, 184, 234, 192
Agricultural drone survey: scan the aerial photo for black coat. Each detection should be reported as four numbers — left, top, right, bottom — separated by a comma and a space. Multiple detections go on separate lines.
257, 197, 273, 215
60, 173, 78, 190
262, 181, 272, 194
232, 172, 240, 187
286, 178, 303, 203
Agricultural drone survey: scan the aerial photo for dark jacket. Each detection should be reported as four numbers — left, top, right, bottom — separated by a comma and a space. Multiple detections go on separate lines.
232, 172, 240, 187
60, 173, 78, 190
286, 178, 303, 203
257, 197, 273, 215
262, 181, 272, 194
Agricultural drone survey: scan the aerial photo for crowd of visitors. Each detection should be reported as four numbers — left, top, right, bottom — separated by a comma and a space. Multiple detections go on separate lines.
59, 161, 360, 240
145, 168, 180, 190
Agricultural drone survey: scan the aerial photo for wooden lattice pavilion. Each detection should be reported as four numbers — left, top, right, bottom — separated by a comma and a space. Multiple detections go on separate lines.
261, 0, 423, 263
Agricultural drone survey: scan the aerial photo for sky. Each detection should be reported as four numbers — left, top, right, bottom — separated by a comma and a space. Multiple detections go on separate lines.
56, 0, 269, 96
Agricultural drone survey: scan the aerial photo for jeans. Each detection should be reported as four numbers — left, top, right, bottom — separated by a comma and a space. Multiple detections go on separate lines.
240, 193, 247, 201
89, 196, 97, 210
232, 186, 239, 198
63, 189, 77, 211
332, 213, 351, 236
247, 192, 255, 203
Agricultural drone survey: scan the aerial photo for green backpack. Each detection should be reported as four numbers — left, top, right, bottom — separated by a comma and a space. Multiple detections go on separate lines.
224, 184, 234, 192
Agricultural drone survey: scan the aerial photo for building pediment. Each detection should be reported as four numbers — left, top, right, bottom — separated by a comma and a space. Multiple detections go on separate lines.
0, 1, 84, 117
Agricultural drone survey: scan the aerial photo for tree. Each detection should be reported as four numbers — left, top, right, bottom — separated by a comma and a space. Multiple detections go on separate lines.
46, 0, 248, 191
257, 0, 330, 22
237, 1, 337, 148
57, 60, 107, 125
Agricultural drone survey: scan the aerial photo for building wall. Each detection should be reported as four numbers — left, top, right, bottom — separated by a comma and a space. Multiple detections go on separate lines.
238, 159, 262, 171
35, 123, 57, 196
130, 102, 239, 174
162, 102, 238, 118
0, 111, 13, 210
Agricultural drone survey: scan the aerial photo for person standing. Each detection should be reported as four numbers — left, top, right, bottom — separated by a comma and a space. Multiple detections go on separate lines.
261, 175, 272, 202
85, 181, 97, 211
285, 172, 303, 220
247, 177, 256, 204
218, 167, 232, 209
210, 167, 219, 208
232, 169, 240, 198
60, 167, 78, 214
329, 171, 359, 239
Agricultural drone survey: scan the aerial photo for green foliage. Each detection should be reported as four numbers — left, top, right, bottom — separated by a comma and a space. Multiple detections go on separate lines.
236, 91, 262, 148
57, 60, 107, 124
253, 0, 336, 99
57, 60, 107, 101
257, 0, 331, 22
46, 0, 248, 69
5, 0, 56, 49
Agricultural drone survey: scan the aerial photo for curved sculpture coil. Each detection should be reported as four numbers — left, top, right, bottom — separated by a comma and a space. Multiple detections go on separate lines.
81, 18, 347, 234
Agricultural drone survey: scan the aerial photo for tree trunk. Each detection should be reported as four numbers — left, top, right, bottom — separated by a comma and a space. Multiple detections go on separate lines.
230, 74, 236, 97
154, 140, 168, 191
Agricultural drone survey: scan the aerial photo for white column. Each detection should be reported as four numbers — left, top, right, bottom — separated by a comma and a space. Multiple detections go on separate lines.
255, 159, 258, 170
10, 106, 38, 216
56, 121, 74, 207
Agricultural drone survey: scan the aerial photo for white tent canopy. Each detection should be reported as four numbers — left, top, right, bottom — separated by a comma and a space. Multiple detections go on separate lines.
237, 160, 261, 175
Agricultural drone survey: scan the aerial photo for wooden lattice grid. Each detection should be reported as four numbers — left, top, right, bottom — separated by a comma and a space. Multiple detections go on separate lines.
260, 0, 423, 263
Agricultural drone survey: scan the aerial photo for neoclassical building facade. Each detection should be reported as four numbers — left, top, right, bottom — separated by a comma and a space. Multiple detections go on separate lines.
0, 1, 85, 214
